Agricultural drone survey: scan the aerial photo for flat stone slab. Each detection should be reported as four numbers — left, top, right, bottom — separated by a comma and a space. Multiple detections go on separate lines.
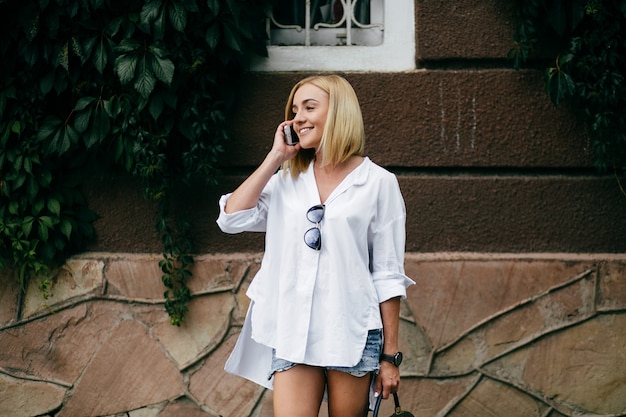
0, 372, 65, 417
59, 319, 184, 416
23, 258, 104, 318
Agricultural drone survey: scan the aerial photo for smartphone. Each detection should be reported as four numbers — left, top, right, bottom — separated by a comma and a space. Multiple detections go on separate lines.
283, 125, 299, 146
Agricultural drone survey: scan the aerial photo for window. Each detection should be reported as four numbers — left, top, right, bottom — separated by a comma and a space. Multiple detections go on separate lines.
269, 0, 383, 47
250, 0, 415, 72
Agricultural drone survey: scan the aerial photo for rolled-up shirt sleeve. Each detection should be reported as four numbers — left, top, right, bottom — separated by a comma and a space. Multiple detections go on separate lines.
216, 193, 269, 233
370, 216, 415, 302
369, 175, 415, 302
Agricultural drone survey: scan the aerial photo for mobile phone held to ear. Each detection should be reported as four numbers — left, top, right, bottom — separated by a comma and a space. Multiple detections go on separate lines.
284, 125, 299, 146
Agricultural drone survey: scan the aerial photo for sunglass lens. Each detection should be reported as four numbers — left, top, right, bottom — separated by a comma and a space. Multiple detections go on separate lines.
306, 205, 325, 223
304, 227, 321, 250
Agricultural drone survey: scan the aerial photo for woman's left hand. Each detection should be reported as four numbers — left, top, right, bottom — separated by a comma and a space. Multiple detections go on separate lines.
375, 360, 400, 399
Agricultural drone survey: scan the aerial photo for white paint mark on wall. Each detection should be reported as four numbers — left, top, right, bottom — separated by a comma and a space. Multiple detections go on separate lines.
439, 80, 446, 151
456, 87, 462, 151
471, 95, 477, 150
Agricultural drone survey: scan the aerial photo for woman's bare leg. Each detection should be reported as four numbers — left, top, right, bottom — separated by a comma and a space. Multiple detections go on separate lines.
326, 370, 372, 417
273, 365, 326, 417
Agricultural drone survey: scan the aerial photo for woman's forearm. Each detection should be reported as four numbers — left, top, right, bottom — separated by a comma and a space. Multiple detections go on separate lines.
223, 151, 284, 213
380, 296, 400, 354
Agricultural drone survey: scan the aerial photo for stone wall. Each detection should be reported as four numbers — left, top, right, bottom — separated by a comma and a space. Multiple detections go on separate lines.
1, 253, 625, 416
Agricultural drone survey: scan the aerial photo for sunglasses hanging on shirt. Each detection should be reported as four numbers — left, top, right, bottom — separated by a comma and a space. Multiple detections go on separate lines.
304, 204, 324, 250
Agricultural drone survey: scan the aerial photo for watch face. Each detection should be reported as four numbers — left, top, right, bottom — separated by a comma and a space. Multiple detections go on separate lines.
393, 352, 403, 366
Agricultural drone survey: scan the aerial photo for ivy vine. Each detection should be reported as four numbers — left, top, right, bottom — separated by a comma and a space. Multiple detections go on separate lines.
509, 0, 626, 172
0, 0, 270, 325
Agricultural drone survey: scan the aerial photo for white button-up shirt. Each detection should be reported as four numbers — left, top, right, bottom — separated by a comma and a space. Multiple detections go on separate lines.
217, 157, 414, 387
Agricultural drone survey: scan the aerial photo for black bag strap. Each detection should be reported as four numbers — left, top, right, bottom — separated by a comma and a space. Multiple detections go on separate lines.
372, 393, 383, 417
372, 392, 401, 416
393, 392, 401, 411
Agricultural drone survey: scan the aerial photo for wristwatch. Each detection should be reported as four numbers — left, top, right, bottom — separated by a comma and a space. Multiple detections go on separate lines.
380, 352, 403, 367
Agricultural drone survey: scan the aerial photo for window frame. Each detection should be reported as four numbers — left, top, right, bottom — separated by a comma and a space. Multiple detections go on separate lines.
249, 0, 416, 72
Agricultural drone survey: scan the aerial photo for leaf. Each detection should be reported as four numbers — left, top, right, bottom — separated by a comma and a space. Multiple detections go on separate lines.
33, 198, 45, 215
59, 218, 72, 239
134, 58, 156, 98
106, 16, 124, 36
39, 169, 52, 187
222, 21, 242, 52
37, 117, 62, 144
22, 216, 34, 237
23, 156, 33, 174
546, 67, 575, 106
205, 24, 220, 49
47, 124, 79, 155
168, 1, 187, 32
224, 0, 241, 24
11, 120, 21, 134
47, 198, 61, 216
80, 36, 97, 64
75, 96, 95, 111
93, 36, 109, 73
9, 201, 19, 215
86, 104, 110, 147
114, 53, 138, 85
114, 38, 141, 54
150, 51, 175, 85
26, 176, 39, 201
40, 71, 55, 95
140, 0, 161, 25
153, 4, 167, 40
149, 93, 164, 120
74, 107, 93, 133
38, 216, 55, 229
206, 0, 220, 15
37, 218, 50, 241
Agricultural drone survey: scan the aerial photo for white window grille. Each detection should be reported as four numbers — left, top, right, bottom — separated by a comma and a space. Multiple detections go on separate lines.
250, 0, 415, 72
268, 0, 383, 47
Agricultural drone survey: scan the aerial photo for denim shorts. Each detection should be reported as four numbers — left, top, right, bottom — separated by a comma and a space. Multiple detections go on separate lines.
269, 329, 383, 379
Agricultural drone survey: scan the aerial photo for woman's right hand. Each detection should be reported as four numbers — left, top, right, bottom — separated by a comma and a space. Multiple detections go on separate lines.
269, 121, 301, 164
223, 121, 300, 213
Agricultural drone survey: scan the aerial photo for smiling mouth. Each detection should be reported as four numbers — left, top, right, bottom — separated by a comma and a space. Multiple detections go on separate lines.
299, 127, 312, 134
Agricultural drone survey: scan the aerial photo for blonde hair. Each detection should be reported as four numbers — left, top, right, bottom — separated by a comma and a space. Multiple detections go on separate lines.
282, 75, 365, 177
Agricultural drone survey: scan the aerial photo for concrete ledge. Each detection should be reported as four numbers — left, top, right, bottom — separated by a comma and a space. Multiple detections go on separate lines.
84, 173, 626, 254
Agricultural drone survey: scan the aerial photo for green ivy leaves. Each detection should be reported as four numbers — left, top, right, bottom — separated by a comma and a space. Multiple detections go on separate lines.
114, 40, 175, 98
510, 0, 626, 171
1, 0, 270, 323
545, 54, 575, 105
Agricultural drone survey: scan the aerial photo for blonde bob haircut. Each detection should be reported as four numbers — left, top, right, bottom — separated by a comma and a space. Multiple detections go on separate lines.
282, 75, 365, 178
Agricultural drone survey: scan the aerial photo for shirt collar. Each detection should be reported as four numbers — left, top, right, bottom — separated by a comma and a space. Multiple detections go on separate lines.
304, 156, 371, 205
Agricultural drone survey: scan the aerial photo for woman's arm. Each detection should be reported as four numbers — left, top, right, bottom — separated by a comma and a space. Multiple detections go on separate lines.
375, 296, 401, 399
224, 123, 300, 213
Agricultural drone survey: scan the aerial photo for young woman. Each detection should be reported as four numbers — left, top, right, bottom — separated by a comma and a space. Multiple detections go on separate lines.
217, 75, 414, 417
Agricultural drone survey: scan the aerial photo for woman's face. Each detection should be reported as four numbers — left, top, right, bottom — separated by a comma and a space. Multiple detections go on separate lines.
291, 83, 329, 150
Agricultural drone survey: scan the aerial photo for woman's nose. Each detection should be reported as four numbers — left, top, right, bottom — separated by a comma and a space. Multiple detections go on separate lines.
292, 110, 305, 123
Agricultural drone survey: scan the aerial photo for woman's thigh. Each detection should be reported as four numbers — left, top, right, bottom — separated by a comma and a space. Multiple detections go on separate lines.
326, 370, 372, 417
273, 364, 326, 417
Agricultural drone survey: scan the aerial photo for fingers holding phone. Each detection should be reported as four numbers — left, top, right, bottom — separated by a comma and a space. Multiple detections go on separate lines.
283, 124, 299, 146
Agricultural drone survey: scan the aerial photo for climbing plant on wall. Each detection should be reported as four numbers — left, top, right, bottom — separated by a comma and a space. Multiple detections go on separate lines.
509, 0, 626, 173
0, 0, 270, 325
